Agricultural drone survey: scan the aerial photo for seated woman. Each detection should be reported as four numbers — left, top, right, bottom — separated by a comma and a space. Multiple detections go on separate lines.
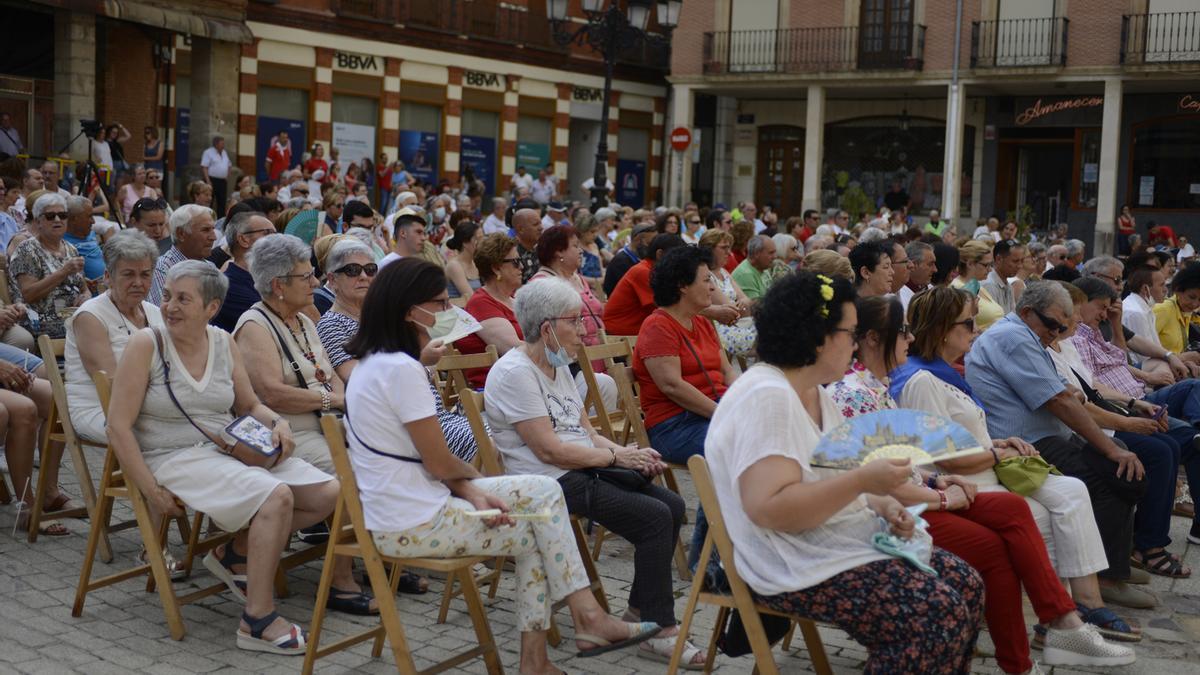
484, 277, 704, 669
530, 224, 617, 411
347, 260, 662, 673
830, 294, 1135, 672
572, 213, 605, 295
847, 241, 894, 298
895, 285, 1143, 633
316, 238, 481, 464
705, 271, 985, 674
444, 219, 482, 300
1068, 278, 1198, 580
952, 240, 1003, 331
234, 234, 344, 476
697, 229, 754, 360
105, 261, 370, 654
455, 233, 522, 388
10, 193, 91, 339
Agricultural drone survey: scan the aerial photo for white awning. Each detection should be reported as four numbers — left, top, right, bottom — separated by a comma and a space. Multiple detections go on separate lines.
100, 0, 253, 43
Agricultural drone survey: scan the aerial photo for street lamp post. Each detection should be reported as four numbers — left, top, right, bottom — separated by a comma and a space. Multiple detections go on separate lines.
547, 0, 680, 210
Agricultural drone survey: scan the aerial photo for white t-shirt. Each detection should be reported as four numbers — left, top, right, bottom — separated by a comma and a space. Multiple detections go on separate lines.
511, 172, 534, 192
345, 349, 450, 532
201, 147, 232, 179
894, 369, 1000, 486
91, 139, 113, 170
1122, 293, 1162, 350
378, 251, 403, 269
705, 364, 889, 596
484, 348, 591, 479
482, 213, 507, 235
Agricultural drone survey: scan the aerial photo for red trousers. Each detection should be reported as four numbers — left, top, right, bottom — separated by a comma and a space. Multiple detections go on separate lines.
925, 491, 1076, 674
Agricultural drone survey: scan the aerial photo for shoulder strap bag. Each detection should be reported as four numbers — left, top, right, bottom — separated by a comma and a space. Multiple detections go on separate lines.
251, 306, 323, 419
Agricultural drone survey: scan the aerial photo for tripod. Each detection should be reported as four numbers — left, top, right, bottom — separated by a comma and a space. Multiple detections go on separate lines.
56, 128, 101, 196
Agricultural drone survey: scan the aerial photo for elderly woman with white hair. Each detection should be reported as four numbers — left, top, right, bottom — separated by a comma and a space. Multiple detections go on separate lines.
148, 203, 218, 306
484, 277, 706, 669
769, 232, 802, 281
9, 192, 90, 338
105, 260, 371, 653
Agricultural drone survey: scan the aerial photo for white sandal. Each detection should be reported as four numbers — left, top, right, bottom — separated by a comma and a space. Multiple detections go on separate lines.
137, 548, 188, 581
637, 633, 710, 671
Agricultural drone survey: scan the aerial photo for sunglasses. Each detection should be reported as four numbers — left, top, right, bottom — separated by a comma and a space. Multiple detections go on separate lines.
133, 197, 167, 211
42, 211, 68, 221
953, 318, 976, 332
334, 262, 378, 278
1032, 309, 1068, 335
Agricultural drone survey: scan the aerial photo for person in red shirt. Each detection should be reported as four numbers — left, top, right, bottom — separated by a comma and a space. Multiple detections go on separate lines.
455, 234, 524, 387
633, 245, 738, 570
265, 131, 292, 181
304, 143, 328, 177
602, 234, 685, 336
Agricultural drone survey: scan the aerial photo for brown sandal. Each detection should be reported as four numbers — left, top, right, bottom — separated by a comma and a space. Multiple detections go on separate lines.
1132, 549, 1190, 578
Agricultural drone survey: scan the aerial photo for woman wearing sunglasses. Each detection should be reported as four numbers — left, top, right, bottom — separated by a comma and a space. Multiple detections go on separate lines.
892, 286, 1143, 645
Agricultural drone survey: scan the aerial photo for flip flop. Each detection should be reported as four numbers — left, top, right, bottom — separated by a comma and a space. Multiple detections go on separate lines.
43, 492, 83, 516
236, 610, 307, 656
575, 621, 662, 658
15, 510, 70, 536
639, 633, 709, 670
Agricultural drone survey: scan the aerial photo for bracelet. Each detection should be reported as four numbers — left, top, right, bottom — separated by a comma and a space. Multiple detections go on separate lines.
937, 489, 948, 511
989, 447, 1000, 466
607, 448, 617, 467
320, 390, 331, 413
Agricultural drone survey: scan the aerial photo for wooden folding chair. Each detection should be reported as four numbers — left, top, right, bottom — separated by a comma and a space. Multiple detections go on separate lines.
605, 333, 638, 349
449, 295, 469, 309
304, 415, 503, 675
433, 345, 497, 410
459, 388, 610, 648
669, 455, 830, 675
577, 340, 635, 443
27, 335, 114, 555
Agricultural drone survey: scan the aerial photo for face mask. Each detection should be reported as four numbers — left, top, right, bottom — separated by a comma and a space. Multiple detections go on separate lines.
961, 278, 981, 296
434, 207, 447, 220
416, 306, 458, 340
544, 324, 574, 368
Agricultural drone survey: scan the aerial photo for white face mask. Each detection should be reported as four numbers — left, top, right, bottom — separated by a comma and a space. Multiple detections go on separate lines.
416, 305, 457, 340
434, 207, 447, 220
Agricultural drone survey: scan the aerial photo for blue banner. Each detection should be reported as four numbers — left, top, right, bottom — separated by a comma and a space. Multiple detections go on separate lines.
516, 142, 550, 173
174, 108, 190, 169
461, 135, 496, 198
257, 117, 305, 183
399, 130, 439, 185
617, 158, 646, 208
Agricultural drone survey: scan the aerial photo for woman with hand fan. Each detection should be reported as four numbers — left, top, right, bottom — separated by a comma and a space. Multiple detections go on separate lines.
829, 294, 1135, 673
704, 272, 984, 674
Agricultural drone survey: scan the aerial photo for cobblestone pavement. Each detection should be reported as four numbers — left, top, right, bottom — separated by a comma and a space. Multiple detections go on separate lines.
3, 444, 1200, 674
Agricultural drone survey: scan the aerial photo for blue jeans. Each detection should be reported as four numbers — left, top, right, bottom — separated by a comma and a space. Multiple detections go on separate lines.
648, 410, 711, 570
0, 341, 42, 373
1144, 380, 1200, 426
1114, 428, 1184, 552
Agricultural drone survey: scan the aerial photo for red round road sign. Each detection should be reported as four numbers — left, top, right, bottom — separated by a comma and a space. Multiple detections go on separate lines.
670, 127, 692, 151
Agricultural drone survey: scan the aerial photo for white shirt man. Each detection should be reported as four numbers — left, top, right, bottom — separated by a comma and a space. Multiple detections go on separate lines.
531, 174, 555, 205
510, 168, 534, 194
201, 143, 231, 180
483, 197, 508, 235
580, 177, 614, 194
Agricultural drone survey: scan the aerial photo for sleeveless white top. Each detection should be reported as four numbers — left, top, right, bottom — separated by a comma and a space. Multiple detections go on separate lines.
134, 326, 236, 456
234, 302, 333, 435
65, 292, 163, 417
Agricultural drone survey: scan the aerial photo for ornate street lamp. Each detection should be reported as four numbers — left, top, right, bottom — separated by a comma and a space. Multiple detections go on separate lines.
548, 0, 680, 209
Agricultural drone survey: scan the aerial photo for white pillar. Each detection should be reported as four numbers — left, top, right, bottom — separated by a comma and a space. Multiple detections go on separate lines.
667, 84, 694, 207
1094, 78, 1123, 256
801, 85, 825, 214
941, 82, 966, 231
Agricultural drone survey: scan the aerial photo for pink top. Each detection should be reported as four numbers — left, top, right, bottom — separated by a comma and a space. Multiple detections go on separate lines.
121, 184, 156, 222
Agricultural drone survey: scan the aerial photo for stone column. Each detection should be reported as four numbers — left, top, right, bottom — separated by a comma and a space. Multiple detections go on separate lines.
1094, 77, 1123, 256
941, 81, 967, 230
381, 58, 401, 162
501, 75, 520, 180
187, 38, 240, 183
801, 85, 825, 214
666, 84, 693, 207
237, 40, 258, 177
650, 96, 665, 206
553, 83, 571, 183
606, 90, 621, 184
314, 48, 333, 149
53, 11, 96, 159
444, 66, 463, 183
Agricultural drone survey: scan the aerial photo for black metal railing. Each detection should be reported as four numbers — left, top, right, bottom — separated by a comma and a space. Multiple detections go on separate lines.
702, 24, 924, 74
971, 17, 1068, 67
1122, 12, 1200, 64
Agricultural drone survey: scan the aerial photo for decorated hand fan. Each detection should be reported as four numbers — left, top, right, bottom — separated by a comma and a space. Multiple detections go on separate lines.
812, 409, 986, 469
441, 306, 482, 345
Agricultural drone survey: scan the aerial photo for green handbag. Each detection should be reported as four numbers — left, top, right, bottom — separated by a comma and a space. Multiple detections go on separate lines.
994, 455, 1062, 496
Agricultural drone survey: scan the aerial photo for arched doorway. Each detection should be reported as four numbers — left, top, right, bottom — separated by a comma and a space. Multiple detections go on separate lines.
756, 125, 804, 217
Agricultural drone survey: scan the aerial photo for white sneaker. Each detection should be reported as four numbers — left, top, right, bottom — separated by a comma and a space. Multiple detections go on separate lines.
1043, 623, 1135, 667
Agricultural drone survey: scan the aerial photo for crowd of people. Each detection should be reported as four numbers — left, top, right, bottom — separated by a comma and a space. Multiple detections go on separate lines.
5, 142, 1200, 672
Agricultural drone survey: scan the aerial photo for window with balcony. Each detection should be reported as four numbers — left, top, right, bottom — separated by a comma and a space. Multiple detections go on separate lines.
972, 0, 1068, 67
1122, 1, 1200, 64
858, 0, 920, 70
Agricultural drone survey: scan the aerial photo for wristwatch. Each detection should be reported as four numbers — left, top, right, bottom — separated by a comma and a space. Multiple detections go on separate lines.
1165, 351, 1176, 359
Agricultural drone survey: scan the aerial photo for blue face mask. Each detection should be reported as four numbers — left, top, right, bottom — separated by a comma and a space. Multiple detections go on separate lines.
961, 278, 981, 296
544, 324, 574, 368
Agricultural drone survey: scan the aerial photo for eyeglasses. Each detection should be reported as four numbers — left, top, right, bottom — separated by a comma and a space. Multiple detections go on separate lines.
242, 228, 276, 237
134, 197, 167, 210
953, 318, 976, 332
1032, 309, 1068, 335
1093, 272, 1120, 285
276, 270, 316, 282
500, 257, 522, 268
41, 211, 68, 221
900, 323, 913, 336
688, 220, 701, 225
550, 315, 584, 328
423, 298, 452, 311
334, 262, 378, 278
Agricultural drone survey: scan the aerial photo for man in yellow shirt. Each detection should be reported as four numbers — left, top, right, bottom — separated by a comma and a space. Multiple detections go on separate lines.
1153, 263, 1200, 373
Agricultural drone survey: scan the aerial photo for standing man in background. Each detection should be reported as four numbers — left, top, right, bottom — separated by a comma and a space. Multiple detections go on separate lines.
200, 136, 232, 216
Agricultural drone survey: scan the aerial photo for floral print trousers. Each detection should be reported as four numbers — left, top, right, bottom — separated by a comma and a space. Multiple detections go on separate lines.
755, 550, 985, 675
372, 475, 590, 632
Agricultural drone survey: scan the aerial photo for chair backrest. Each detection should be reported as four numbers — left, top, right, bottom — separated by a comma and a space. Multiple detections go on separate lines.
435, 344, 497, 407
687, 454, 754, 599
91, 370, 112, 414
577, 340, 634, 440
457, 387, 505, 477
610, 364, 651, 448
449, 296, 469, 309
318, 414, 376, 546
605, 333, 637, 349
38, 334, 83, 446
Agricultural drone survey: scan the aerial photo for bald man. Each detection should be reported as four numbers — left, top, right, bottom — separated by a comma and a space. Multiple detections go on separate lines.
513, 207, 542, 283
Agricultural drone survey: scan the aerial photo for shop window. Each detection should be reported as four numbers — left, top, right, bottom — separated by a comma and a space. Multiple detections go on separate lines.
517, 116, 552, 172
400, 103, 442, 134
822, 117, 974, 218
1073, 128, 1100, 209
332, 94, 379, 171
1131, 117, 1200, 210
617, 127, 650, 207
259, 86, 308, 120
462, 109, 500, 197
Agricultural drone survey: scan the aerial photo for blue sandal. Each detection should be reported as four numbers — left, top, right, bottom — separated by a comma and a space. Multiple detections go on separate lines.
236, 610, 308, 655
1076, 603, 1142, 642
203, 543, 247, 601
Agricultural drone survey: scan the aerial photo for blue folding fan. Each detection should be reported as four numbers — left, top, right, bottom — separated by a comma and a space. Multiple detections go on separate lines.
812, 409, 986, 469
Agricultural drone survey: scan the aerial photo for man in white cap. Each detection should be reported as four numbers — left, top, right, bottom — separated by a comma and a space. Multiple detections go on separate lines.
541, 200, 568, 231
382, 190, 419, 241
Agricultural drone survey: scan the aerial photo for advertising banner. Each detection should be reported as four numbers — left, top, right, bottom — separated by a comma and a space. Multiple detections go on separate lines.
461, 135, 496, 197
332, 121, 375, 170
616, 158, 646, 208
399, 130, 439, 185
257, 117, 305, 182
516, 142, 550, 172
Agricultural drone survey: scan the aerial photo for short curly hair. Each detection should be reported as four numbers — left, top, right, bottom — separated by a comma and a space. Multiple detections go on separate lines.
474, 233, 516, 283
650, 245, 713, 308
755, 271, 856, 368
537, 224, 577, 267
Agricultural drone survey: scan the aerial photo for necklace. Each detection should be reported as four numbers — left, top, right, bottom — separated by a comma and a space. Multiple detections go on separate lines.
110, 294, 144, 336
264, 303, 331, 391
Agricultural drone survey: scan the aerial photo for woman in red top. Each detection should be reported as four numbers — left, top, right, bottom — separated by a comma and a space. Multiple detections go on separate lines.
304, 143, 328, 177
1117, 205, 1135, 256
633, 245, 738, 570
455, 233, 524, 388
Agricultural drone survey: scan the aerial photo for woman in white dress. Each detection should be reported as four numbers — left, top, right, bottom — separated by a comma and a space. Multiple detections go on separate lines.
697, 228, 755, 359
105, 261, 364, 655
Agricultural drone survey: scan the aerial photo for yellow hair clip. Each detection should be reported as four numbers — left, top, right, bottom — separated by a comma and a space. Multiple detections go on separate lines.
816, 275, 834, 316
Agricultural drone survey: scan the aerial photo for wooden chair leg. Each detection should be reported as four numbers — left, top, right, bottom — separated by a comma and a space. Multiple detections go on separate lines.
0, 471, 10, 504
26, 435, 60, 543
590, 524, 607, 561
129, 486, 186, 640
72, 487, 113, 617
571, 518, 609, 612
302, 516, 343, 675
370, 562, 404, 658
458, 569, 504, 674
781, 621, 796, 652
669, 534, 715, 674
797, 619, 832, 675
65, 439, 111, 562
145, 515, 173, 593
437, 569, 457, 624
674, 537, 693, 582
367, 554, 418, 675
